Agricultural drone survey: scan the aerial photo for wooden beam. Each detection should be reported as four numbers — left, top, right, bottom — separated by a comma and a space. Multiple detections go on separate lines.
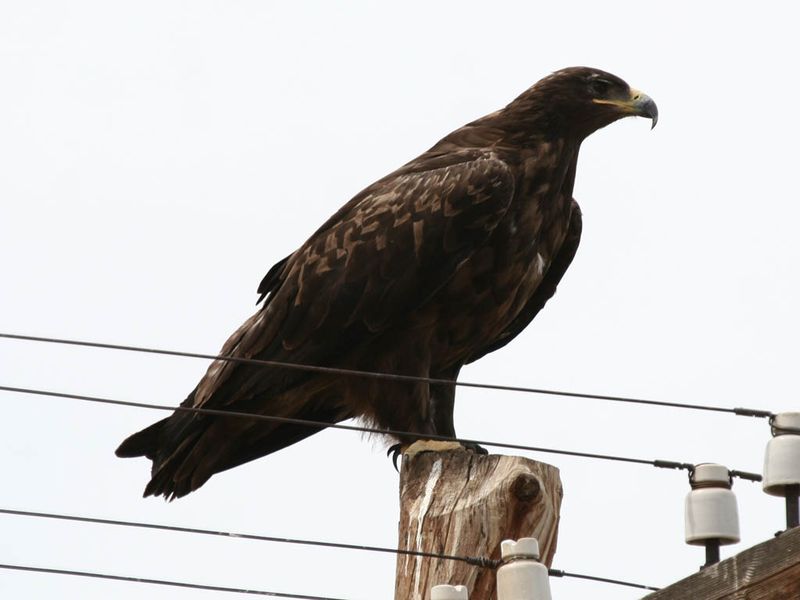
394, 448, 562, 600
645, 526, 800, 599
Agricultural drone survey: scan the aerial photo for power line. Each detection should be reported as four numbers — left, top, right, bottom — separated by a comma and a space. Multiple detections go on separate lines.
0, 332, 774, 419
0, 384, 763, 481
0, 508, 660, 591
548, 569, 660, 591
0, 508, 493, 568
0, 563, 353, 599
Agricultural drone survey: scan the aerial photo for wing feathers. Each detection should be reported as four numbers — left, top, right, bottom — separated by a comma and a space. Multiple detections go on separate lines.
466, 198, 582, 363
127, 152, 518, 497
257, 153, 516, 357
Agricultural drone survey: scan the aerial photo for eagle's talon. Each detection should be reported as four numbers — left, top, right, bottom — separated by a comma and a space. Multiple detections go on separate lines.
462, 441, 489, 455
389, 439, 488, 464
387, 443, 405, 471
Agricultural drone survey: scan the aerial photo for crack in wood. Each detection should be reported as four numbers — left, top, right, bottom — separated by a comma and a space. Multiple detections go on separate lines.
395, 451, 561, 600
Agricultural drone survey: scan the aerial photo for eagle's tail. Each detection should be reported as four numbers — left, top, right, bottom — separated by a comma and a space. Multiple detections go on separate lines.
116, 396, 348, 500
115, 418, 168, 460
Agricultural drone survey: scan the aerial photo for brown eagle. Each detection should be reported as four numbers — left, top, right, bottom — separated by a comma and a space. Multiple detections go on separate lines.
117, 67, 657, 499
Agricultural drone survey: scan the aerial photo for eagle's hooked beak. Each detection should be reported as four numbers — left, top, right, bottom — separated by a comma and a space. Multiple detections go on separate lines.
629, 89, 658, 129
593, 88, 659, 129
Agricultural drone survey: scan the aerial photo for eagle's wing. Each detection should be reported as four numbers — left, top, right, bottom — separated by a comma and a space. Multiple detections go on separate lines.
191, 150, 516, 409
117, 150, 516, 497
466, 198, 582, 363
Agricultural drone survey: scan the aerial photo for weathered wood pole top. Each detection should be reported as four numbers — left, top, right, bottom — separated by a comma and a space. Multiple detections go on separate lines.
395, 448, 562, 600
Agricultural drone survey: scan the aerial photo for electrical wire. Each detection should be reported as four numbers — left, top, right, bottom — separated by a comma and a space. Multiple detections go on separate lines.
0, 384, 762, 480
0, 332, 774, 419
0, 337, 764, 594
0, 331, 763, 594
0, 563, 353, 599
0, 508, 661, 591
548, 569, 660, 592
0, 508, 493, 568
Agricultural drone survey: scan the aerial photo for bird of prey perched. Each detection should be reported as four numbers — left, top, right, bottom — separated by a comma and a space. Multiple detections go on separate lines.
117, 66, 657, 499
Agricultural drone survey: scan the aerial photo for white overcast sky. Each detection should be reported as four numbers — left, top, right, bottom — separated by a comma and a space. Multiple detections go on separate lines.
1, 2, 799, 599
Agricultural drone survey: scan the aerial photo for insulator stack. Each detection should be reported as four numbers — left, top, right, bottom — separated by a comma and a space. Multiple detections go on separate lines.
763, 412, 800, 529
684, 463, 740, 567
431, 584, 469, 600
496, 538, 552, 600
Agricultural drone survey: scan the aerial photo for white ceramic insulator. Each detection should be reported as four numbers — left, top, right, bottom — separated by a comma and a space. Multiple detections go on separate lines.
685, 472, 740, 546
500, 538, 540, 560
431, 584, 468, 600
763, 412, 800, 496
497, 538, 552, 600
692, 463, 730, 484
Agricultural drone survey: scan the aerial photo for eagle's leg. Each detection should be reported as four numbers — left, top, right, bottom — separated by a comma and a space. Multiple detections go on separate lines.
382, 377, 442, 470
383, 364, 486, 470
430, 365, 488, 454
430, 365, 488, 456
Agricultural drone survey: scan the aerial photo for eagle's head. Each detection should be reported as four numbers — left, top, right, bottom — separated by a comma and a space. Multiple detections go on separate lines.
507, 66, 658, 140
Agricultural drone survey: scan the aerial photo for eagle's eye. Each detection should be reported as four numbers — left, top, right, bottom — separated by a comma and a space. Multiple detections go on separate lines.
589, 77, 613, 97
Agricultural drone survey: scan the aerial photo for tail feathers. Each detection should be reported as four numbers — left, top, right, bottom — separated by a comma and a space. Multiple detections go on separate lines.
145, 417, 339, 500
213, 419, 335, 473
143, 429, 206, 500
117, 399, 349, 500
115, 414, 204, 499
115, 418, 168, 459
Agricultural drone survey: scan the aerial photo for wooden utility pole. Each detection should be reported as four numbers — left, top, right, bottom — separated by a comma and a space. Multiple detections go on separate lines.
645, 526, 800, 599
394, 446, 562, 600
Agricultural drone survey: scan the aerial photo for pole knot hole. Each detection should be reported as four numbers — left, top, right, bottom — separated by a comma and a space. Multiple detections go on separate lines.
510, 472, 541, 503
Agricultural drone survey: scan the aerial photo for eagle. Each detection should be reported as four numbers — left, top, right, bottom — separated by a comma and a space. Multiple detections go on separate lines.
117, 66, 657, 499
